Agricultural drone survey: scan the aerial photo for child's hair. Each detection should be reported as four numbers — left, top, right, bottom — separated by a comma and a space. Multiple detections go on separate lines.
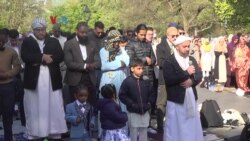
130, 58, 144, 68
75, 85, 89, 95
101, 84, 116, 99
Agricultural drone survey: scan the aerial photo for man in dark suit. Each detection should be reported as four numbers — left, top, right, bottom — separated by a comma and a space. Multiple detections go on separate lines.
64, 22, 101, 105
155, 26, 178, 132
162, 35, 203, 141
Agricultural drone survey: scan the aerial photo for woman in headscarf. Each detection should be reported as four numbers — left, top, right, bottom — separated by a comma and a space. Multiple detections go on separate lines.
214, 37, 228, 92
233, 34, 250, 96
225, 35, 239, 87
200, 38, 213, 87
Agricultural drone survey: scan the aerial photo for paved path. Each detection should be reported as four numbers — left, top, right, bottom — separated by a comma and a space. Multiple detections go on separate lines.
0, 87, 249, 141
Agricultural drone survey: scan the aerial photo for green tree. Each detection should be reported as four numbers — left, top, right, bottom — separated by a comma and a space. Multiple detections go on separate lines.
215, 0, 250, 32
0, 0, 45, 32
49, 0, 220, 35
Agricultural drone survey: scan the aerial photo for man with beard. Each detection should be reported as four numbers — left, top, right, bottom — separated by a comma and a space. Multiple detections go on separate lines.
64, 22, 101, 105
51, 23, 67, 83
21, 17, 67, 140
163, 35, 203, 141
87, 21, 105, 51
87, 21, 105, 96
126, 24, 156, 133
51, 23, 67, 49
0, 28, 21, 141
126, 24, 156, 81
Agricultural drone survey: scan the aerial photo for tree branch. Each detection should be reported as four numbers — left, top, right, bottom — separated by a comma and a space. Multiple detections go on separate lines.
196, 22, 213, 33
167, 0, 174, 12
188, 5, 206, 24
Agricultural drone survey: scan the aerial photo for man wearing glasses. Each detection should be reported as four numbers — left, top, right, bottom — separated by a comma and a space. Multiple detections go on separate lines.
177, 26, 186, 36
87, 21, 105, 51
156, 26, 178, 133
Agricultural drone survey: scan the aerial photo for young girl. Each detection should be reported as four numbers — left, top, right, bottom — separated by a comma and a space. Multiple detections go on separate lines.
65, 85, 95, 141
96, 84, 129, 141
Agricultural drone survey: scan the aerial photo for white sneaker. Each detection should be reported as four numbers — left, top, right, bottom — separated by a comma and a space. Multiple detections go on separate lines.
147, 127, 157, 134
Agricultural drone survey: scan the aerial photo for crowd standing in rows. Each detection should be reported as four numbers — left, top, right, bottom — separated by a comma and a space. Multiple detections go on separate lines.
0, 16, 250, 141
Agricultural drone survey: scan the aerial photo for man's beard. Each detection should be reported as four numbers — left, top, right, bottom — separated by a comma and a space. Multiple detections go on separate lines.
78, 36, 88, 45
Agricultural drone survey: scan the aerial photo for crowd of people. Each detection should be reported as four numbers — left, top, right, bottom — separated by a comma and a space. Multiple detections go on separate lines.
0, 16, 250, 141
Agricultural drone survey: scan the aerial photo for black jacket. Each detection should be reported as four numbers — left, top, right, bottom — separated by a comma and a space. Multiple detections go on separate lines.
119, 75, 154, 114
21, 36, 64, 91
96, 99, 127, 130
126, 39, 156, 81
163, 55, 202, 104
156, 36, 173, 85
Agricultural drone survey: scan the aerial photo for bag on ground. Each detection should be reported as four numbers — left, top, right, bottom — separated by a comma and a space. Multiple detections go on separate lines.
200, 100, 224, 128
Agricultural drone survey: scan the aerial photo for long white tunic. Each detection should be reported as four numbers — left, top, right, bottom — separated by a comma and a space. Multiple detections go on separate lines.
24, 66, 67, 139
164, 51, 203, 141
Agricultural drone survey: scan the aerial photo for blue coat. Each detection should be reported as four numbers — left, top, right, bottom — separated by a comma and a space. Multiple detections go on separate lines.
99, 47, 130, 111
65, 102, 94, 139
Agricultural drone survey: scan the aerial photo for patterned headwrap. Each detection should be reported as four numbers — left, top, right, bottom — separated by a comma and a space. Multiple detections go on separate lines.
105, 30, 121, 62
31, 17, 47, 29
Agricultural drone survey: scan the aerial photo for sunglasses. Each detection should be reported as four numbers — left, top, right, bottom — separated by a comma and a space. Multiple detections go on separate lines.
179, 32, 185, 35
171, 35, 179, 38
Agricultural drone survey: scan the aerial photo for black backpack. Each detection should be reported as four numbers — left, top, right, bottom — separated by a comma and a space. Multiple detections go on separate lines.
240, 123, 250, 141
200, 100, 224, 128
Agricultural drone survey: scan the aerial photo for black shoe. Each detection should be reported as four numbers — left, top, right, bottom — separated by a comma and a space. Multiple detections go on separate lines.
157, 109, 164, 133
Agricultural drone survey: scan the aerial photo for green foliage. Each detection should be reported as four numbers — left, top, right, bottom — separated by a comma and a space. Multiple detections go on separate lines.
215, 0, 235, 21
0, 0, 44, 32
49, 0, 83, 32
49, 0, 122, 32
0, 0, 249, 34
215, 0, 250, 32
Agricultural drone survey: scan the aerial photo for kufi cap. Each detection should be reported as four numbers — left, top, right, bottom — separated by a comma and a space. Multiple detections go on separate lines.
174, 35, 192, 46
31, 17, 47, 29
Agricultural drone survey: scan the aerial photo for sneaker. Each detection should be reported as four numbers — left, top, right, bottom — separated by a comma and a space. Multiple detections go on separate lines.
147, 127, 157, 134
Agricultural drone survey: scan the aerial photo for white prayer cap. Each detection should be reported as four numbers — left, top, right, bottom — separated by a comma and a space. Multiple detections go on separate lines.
31, 17, 47, 29
174, 35, 192, 46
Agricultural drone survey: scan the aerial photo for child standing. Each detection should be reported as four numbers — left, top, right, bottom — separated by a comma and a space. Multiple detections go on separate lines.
119, 59, 154, 141
96, 84, 129, 141
65, 85, 95, 141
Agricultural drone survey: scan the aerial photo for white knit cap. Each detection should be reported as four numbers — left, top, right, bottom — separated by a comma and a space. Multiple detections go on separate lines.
174, 35, 192, 46
31, 17, 47, 29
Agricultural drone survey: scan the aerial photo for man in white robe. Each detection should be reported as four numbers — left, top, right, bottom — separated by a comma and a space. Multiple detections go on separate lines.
21, 17, 67, 140
162, 35, 203, 141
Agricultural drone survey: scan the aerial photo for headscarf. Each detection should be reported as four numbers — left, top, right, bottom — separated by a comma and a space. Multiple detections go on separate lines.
31, 17, 47, 29
227, 35, 239, 58
202, 38, 212, 52
227, 35, 239, 50
105, 30, 121, 62
215, 36, 227, 52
